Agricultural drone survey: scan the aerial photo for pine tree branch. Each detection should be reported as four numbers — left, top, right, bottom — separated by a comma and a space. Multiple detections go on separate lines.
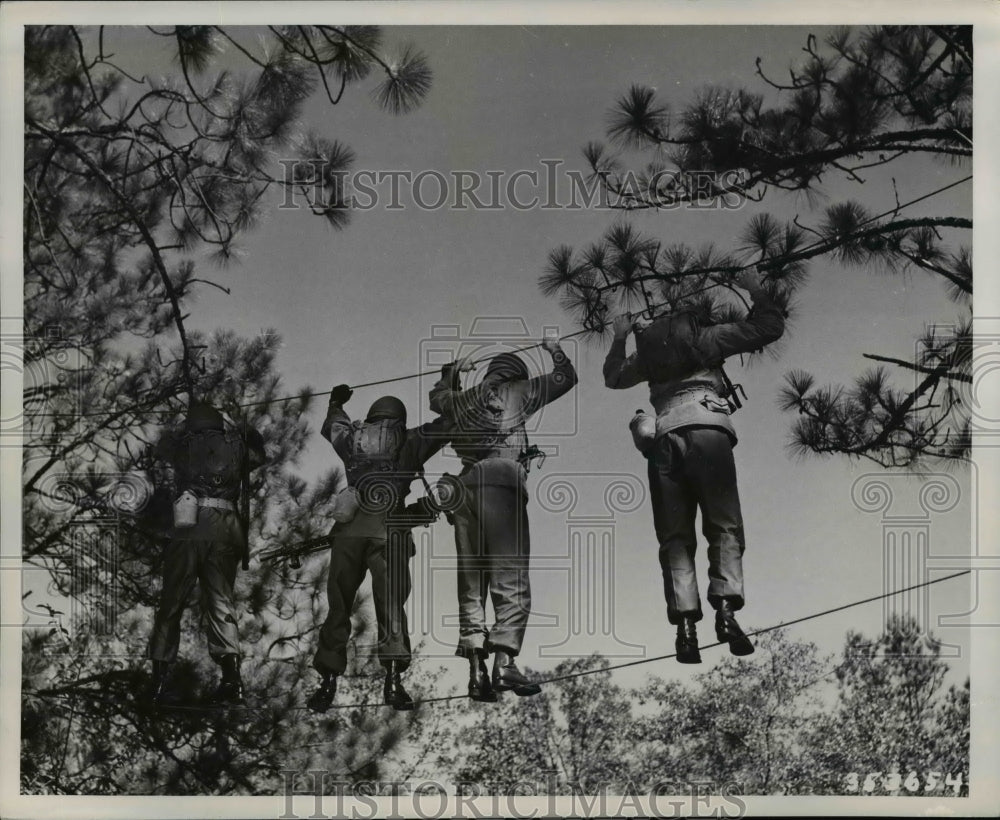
69, 26, 114, 121
297, 26, 348, 104
929, 26, 972, 70
33, 123, 197, 392
862, 353, 970, 383
563, 215, 969, 301
893, 247, 972, 295
597, 128, 969, 208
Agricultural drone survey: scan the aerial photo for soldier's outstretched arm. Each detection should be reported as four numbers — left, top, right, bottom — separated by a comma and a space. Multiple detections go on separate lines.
428, 357, 477, 419
703, 266, 786, 358
523, 336, 579, 415
320, 383, 354, 447
399, 415, 455, 472
603, 314, 647, 389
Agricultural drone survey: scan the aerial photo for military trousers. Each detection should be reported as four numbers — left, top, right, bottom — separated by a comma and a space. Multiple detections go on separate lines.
148, 508, 243, 662
452, 458, 532, 657
313, 529, 413, 675
646, 426, 746, 625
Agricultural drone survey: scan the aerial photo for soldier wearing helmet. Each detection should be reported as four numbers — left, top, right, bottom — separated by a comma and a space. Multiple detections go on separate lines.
308, 387, 450, 712
603, 265, 784, 664
148, 401, 266, 706
429, 336, 578, 701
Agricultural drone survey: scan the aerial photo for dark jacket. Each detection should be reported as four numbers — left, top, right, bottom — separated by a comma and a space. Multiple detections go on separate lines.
429, 348, 578, 475
321, 400, 451, 538
155, 419, 266, 542
603, 282, 784, 444
157, 422, 265, 503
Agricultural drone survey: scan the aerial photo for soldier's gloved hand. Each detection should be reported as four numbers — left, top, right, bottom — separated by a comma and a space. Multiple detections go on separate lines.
735, 266, 766, 292
541, 332, 562, 354
632, 314, 652, 334
612, 313, 633, 340
331, 384, 353, 404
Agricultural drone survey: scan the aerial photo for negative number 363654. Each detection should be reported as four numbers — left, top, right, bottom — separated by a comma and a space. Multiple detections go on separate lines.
844, 771, 965, 794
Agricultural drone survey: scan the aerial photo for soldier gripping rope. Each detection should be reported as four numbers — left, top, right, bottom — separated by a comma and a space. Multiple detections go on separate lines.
307, 385, 451, 713
430, 336, 577, 701
603, 265, 785, 664
147, 402, 267, 706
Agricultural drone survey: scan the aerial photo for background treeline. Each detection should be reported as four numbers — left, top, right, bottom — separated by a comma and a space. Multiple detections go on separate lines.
22, 615, 969, 796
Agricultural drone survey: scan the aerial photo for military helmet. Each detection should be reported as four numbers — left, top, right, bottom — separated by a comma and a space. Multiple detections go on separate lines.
186, 402, 224, 433
365, 395, 407, 424
485, 352, 529, 382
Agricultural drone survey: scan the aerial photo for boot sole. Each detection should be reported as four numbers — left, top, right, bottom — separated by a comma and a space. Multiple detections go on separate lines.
493, 680, 542, 696
727, 638, 755, 656
512, 687, 542, 697
386, 700, 417, 711
469, 689, 498, 702
676, 642, 702, 663
496, 683, 542, 696
718, 633, 755, 656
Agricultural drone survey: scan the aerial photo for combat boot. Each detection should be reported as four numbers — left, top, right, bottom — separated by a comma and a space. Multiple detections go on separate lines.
383, 661, 415, 711
715, 600, 754, 656
492, 650, 541, 696
307, 672, 338, 713
466, 649, 497, 703
675, 617, 702, 664
208, 654, 245, 706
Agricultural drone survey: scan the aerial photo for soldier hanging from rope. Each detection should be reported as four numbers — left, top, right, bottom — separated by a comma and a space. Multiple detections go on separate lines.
429, 335, 578, 701
148, 402, 267, 706
307, 386, 451, 713
603, 264, 784, 663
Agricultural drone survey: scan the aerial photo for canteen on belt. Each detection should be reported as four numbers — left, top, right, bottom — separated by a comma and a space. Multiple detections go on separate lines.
331, 486, 360, 524
629, 410, 657, 455
173, 490, 199, 528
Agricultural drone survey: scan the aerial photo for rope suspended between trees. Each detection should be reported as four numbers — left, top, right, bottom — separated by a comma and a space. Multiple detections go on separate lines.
34, 570, 964, 711
245, 173, 974, 406
33, 174, 971, 419
308, 568, 970, 710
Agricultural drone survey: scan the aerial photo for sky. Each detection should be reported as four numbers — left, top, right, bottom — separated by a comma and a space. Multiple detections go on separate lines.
84, 25, 977, 688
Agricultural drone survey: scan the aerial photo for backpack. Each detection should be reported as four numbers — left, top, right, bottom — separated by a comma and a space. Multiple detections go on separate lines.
329, 419, 408, 522
451, 381, 531, 465
635, 312, 713, 383
635, 314, 744, 411
343, 418, 407, 484
168, 426, 245, 499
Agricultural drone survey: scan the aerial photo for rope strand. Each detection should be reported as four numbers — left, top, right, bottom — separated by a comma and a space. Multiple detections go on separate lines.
29, 175, 970, 419
24, 569, 969, 711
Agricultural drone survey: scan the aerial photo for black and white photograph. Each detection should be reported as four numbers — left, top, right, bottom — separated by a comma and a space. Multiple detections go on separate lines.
1, 2, 997, 817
